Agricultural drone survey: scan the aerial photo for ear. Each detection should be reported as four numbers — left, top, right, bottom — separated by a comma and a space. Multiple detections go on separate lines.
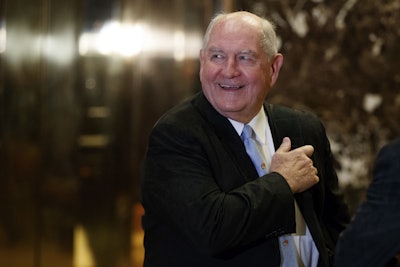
269, 53, 283, 87
199, 49, 204, 77
199, 49, 204, 63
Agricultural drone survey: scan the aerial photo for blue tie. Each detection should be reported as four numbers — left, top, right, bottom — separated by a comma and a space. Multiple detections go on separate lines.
241, 124, 299, 267
241, 125, 267, 175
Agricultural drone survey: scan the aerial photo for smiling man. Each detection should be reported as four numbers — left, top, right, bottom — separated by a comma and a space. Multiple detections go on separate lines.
141, 11, 349, 267
199, 12, 282, 124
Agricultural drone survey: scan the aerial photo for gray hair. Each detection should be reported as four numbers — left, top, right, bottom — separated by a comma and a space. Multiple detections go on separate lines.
201, 12, 279, 60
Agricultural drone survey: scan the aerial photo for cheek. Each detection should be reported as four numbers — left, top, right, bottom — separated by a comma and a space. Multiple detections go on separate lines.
201, 62, 219, 77
253, 72, 270, 89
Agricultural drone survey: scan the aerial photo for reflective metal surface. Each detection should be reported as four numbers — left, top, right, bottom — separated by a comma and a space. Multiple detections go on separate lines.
0, 0, 223, 266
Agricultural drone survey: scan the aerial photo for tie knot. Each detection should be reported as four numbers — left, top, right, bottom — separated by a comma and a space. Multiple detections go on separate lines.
241, 124, 254, 141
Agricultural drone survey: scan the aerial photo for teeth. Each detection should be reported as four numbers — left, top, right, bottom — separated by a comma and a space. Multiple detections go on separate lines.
220, 84, 242, 89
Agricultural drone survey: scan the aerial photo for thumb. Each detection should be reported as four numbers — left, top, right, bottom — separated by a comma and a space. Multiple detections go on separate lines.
276, 137, 291, 153
301, 145, 315, 157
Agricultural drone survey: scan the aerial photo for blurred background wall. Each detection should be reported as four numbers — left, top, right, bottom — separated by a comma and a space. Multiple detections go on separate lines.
0, 0, 399, 266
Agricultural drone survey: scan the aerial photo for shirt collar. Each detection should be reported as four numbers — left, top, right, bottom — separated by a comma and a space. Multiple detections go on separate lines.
228, 107, 267, 144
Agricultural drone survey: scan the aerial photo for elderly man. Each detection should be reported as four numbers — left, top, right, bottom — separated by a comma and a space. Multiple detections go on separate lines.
141, 11, 349, 267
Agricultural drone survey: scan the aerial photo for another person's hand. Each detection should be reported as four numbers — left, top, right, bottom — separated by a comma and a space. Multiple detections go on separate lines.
270, 137, 319, 193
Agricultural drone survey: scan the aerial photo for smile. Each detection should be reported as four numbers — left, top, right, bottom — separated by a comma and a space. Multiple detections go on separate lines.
218, 84, 244, 89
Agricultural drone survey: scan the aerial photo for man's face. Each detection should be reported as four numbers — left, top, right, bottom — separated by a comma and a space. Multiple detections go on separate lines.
199, 16, 283, 123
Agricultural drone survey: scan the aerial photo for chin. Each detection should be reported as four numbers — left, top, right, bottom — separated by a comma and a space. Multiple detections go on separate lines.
217, 105, 245, 117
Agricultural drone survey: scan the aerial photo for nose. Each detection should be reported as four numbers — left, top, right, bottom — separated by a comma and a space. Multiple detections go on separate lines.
222, 57, 240, 78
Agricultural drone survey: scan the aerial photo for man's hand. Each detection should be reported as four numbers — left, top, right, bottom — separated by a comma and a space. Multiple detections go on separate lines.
270, 137, 319, 193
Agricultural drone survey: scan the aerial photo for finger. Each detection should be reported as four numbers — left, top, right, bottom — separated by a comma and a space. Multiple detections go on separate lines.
275, 137, 291, 153
312, 166, 320, 183
295, 145, 314, 157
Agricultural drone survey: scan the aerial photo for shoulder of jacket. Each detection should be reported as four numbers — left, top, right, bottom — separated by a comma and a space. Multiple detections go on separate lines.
265, 102, 319, 121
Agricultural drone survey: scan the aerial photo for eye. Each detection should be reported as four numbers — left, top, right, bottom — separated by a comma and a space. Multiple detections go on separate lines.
238, 54, 255, 61
211, 53, 224, 60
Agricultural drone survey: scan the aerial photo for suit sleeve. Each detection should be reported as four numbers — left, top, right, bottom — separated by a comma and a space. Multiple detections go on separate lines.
141, 119, 295, 257
334, 139, 400, 267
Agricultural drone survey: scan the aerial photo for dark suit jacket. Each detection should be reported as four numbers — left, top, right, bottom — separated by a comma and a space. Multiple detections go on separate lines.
141, 92, 349, 267
334, 138, 400, 267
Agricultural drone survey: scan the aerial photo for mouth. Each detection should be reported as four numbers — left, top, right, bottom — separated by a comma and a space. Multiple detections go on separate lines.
218, 84, 245, 90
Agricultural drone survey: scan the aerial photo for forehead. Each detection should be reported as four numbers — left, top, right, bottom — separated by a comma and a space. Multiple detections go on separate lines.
214, 15, 261, 36
207, 17, 263, 51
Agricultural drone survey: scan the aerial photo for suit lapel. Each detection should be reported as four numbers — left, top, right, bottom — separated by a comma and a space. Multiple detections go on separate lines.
192, 92, 259, 181
266, 102, 313, 207
265, 103, 304, 149
266, 103, 329, 266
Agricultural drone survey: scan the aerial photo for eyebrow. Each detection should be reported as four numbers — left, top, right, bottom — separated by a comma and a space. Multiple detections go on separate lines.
238, 50, 257, 56
207, 47, 258, 56
207, 47, 223, 53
